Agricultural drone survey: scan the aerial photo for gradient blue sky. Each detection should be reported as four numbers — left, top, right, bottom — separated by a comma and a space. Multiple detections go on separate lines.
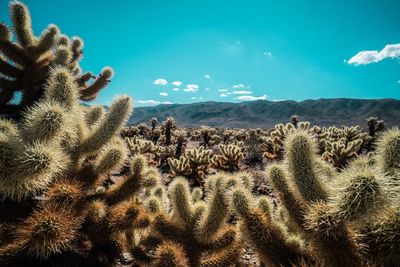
1, 0, 399, 106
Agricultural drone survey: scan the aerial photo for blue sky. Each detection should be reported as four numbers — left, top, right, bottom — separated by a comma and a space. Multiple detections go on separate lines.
1, 0, 400, 106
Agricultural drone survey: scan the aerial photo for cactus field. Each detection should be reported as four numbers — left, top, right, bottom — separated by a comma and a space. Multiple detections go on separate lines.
1, 2, 400, 267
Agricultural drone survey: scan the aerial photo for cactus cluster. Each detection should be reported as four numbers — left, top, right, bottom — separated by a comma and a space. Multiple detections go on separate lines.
1, 2, 399, 267
0, 2, 113, 120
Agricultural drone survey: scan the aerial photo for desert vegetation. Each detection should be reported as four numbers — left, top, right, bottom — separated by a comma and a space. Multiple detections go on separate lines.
0, 2, 399, 267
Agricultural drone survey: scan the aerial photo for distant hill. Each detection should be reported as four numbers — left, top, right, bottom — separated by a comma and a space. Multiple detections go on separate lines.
128, 98, 400, 128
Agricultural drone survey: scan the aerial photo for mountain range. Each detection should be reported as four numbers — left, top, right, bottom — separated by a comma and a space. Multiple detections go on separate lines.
128, 98, 400, 128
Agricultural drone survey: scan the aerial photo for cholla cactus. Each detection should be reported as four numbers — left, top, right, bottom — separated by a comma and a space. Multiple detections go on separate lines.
168, 147, 212, 186
262, 129, 400, 266
263, 122, 320, 161
161, 117, 176, 146
0, 2, 112, 120
210, 142, 244, 172
200, 126, 217, 148
174, 130, 187, 157
290, 115, 299, 128
322, 139, 363, 169
150, 117, 158, 132
126, 136, 160, 155
319, 126, 366, 169
231, 186, 309, 266
0, 3, 155, 265
143, 175, 240, 266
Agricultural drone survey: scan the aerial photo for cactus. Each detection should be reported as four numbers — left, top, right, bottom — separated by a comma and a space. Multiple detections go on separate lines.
126, 136, 160, 155
210, 142, 244, 172
168, 147, 212, 186
161, 117, 176, 146
144, 176, 240, 266
0, 3, 157, 265
0, 2, 112, 120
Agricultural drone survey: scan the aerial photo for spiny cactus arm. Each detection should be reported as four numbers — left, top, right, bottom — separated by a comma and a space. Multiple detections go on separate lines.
232, 189, 307, 266
267, 164, 308, 230
0, 141, 67, 201
106, 155, 146, 205
191, 187, 203, 203
0, 119, 19, 136
196, 176, 229, 237
331, 168, 385, 222
360, 208, 400, 266
10, 1, 34, 48
84, 105, 105, 128
12, 206, 80, 259
79, 67, 113, 100
304, 202, 362, 267
76, 72, 94, 87
376, 128, 400, 174
44, 67, 79, 111
21, 101, 67, 144
152, 241, 189, 267
169, 177, 194, 225
199, 244, 239, 267
285, 131, 328, 202
79, 96, 132, 155
107, 199, 151, 233
41, 178, 83, 209
257, 196, 273, 215
152, 213, 185, 240
93, 138, 128, 176
34, 24, 59, 55
198, 226, 236, 250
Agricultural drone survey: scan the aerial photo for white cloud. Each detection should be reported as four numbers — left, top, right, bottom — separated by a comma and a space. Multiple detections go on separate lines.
232, 84, 245, 89
263, 51, 273, 57
220, 93, 230, 97
205, 87, 210, 91
172, 87, 180, 91
237, 94, 267, 101
191, 97, 196, 100
159, 92, 168, 96
218, 89, 229, 92
347, 43, 400, 65
183, 84, 199, 92
172, 81, 182, 86
153, 78, 168, 85
204, 74, 211, 79
137, 99, 173, 105
233, 90, 252, 95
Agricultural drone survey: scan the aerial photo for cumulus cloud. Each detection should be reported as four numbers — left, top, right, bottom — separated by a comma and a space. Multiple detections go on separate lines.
218, 89, 229, 92
347, 43, 400, 65
137, 100, 173, 105
232, 84, 245, 89
183, 84, 199, 92
153, 78, 168, 85
232, 90, 252, 95
204, 74, 211, 79
220, 93, 230, 97
172, 81, 182, 86
237, 95, 267, 101
159, 92, 168, 96
172, 87, 180, 91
